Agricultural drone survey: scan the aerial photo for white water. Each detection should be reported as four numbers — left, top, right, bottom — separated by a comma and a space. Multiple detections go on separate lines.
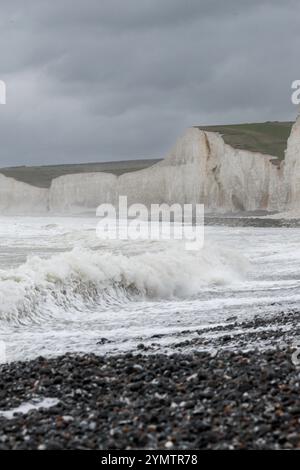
0, 398, 59, 420
0, 216, 299, 362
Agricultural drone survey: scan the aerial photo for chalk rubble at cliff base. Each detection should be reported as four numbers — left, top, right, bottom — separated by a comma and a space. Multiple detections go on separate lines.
0, 117, 300, 215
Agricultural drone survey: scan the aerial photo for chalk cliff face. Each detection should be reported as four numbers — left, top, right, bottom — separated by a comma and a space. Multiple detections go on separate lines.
0, 174, 48, 214
46, 129, 212, 213
203, 131, 283, 212
117, 128, 207, 207
48, 127, 283, 213
1, 118, 299, 214
283, 116, 300, 208
49, 172, 117, 213
117, 128, 283, 212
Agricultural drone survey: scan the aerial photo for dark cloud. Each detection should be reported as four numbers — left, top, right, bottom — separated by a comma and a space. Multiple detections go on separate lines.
0, 0, 299, 165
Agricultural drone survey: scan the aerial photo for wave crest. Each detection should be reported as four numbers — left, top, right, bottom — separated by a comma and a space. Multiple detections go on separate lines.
0, 243, 248, 324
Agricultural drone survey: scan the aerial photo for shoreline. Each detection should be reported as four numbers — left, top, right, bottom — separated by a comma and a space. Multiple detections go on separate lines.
204, 217, 300, 228
1, 312, 300, 450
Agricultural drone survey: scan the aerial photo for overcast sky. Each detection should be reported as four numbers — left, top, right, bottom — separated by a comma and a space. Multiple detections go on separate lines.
0, 0, 299, 166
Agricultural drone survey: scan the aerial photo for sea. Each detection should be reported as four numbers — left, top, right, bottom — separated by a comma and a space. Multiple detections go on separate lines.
0, 216, 299, 362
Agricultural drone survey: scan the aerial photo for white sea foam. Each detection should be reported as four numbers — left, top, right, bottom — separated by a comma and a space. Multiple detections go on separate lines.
0, 398, 59, 420
0, 241, 248, 324
0, 217, 299, 362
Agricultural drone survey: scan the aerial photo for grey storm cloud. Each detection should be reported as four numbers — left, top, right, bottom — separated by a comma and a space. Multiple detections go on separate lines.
0, 0, 299, 165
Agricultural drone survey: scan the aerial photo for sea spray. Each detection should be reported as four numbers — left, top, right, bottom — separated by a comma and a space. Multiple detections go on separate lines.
0, 241, 248, 324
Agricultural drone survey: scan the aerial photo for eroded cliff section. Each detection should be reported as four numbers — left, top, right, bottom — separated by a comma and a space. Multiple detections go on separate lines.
0, 117, 299, 214
283, 116, 300, 209
0, 174, 48, 214
49, 172, 117, 213
48, 124, 288, 214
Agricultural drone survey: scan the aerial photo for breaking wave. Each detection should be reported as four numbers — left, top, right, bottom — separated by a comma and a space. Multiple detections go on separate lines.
0, 243, 248, 324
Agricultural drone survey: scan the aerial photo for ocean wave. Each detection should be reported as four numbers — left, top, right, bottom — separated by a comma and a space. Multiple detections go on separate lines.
0, 243, 248, 324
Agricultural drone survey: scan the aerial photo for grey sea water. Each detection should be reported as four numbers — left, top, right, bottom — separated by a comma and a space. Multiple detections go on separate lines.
0, 216, 299, 362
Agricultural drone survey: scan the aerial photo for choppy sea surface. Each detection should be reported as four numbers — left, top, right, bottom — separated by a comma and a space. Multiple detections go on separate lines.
0, 216, 299, 362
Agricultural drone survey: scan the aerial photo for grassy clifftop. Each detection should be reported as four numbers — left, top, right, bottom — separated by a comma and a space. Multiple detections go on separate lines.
0, 159, 161, 188
0, 121, 294, 188
196, 121, 293, 160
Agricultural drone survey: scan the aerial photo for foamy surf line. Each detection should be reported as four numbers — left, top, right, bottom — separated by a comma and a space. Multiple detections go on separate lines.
0, 398, 59, 420
0, 242, 248, 324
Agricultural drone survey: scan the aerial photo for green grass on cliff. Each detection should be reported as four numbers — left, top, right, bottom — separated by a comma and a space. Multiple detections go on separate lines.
0, 121, 294, 188
0, 159, 161, 188
195, 121, 293, 161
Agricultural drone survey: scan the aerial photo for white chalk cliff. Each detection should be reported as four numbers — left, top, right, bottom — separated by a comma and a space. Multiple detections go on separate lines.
118, 128, 283, 212
0, 116, 300, 214
283, 116, 300, 209
0, 174, 48, 214
49, 172, 117, 213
